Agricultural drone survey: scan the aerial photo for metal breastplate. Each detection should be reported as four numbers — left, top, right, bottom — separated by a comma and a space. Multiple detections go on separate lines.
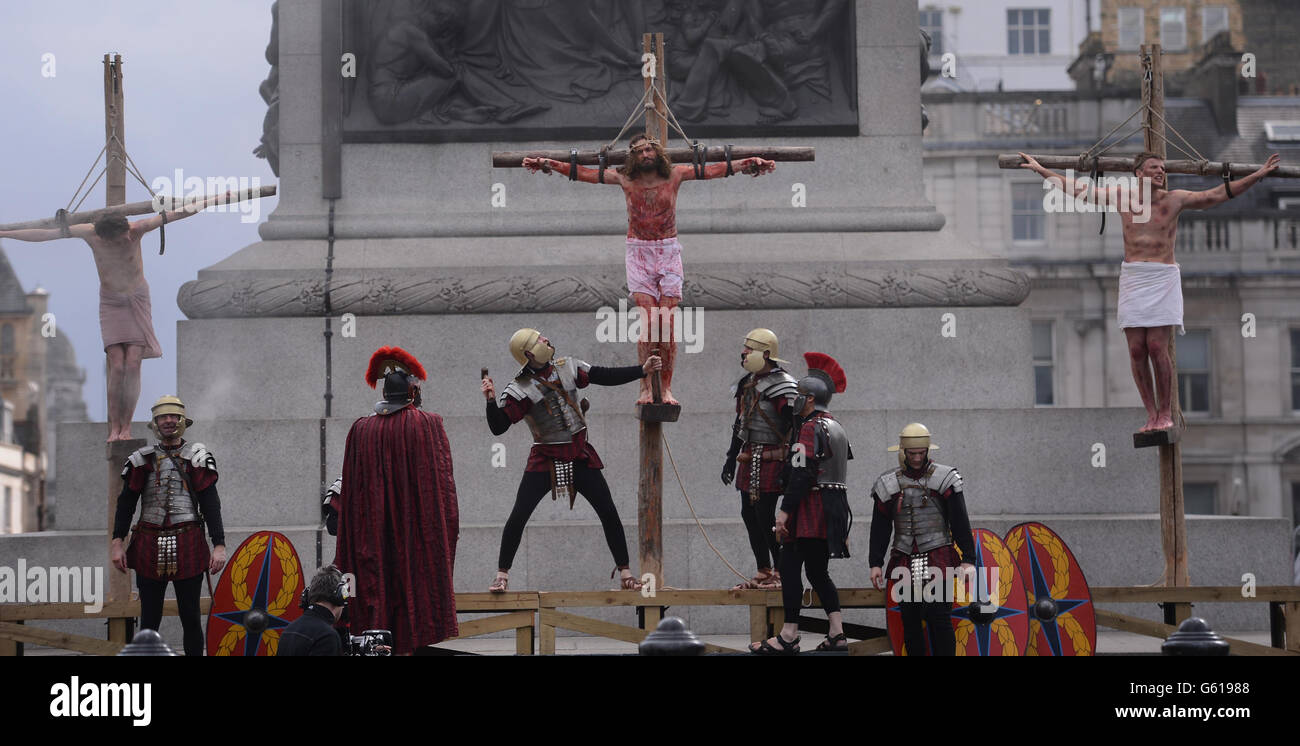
522, 364, 585, 445
140, 451, 198, 525
737, 372, 796, 445
814, 416, 849, 487
891, 469, 950, 555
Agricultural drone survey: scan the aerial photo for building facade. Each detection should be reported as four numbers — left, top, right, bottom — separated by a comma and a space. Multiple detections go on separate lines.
922, 63, 1300, 526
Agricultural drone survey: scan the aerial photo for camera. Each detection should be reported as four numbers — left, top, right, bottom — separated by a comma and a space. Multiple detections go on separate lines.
347, 629, 394, 656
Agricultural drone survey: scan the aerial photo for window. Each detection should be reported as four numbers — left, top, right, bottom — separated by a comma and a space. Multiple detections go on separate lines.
1012, 183, 1045, 241
1008, 8, 1051, 55
1177, 330, 1211, 413
0, 324, 12, 354
920, 9, 943, 56
1201, 6, 1229, 43
2, 487, 10, 534
1184, 482, 1216, 515
1032, 321, 1054, 405
1160, 7, 1187, 51
1291, 329, 1300, 411
1117, 7, 1144, 51
1264, 122, 1300, 143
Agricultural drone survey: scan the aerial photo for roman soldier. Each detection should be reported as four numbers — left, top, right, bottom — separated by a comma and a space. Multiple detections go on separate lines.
751, 352, 853, 654
722, 328, 798, 589
331, 346, 460, 655
481, 328, 660, 592
111, 395, 225, 656
868, 423, 976, 656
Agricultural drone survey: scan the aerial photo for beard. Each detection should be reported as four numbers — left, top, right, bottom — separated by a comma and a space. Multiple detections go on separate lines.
638, 156, 658, 172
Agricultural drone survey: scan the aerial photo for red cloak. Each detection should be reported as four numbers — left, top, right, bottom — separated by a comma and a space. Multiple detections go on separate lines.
333, 406, 459, 653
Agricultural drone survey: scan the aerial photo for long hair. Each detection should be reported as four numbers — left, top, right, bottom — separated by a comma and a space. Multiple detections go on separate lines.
618, 134, 672, 180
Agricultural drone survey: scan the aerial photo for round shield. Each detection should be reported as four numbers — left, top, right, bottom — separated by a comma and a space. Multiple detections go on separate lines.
885, 529, 1030, 655
206, 531, 304, 656
1004, 522, 1096, 656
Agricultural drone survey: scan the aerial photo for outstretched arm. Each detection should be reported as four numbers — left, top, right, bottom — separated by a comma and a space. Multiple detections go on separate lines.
523, 157, 624, 186
0, 223, 95, 242
131, 191, 243, 235
1179, 154, 1281, 210
1017, 152, 1090, 199
683, 158, 775, 181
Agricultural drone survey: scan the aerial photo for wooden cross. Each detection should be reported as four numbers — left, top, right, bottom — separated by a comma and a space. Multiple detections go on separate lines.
490, 32, 815, 596
994, 46, 1300, 589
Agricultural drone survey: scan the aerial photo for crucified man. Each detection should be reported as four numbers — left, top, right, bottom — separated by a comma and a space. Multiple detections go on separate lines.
524, 133, 775, 405
1020, 151, 1281, 431
0, 192, 233, 441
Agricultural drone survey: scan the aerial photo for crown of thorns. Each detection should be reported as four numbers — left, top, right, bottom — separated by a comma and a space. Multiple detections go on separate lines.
630, 136, 661, 147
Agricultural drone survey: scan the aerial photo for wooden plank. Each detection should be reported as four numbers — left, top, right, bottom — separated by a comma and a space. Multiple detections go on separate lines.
106, 618, 130, 646
449, 611, 535, 640
638, 418, 664, 589
1, 597, 213, 621
0, 621, 124, 656
995, 154, 1300, 179
0, 186, 279, 232
1094, 609, 1297, 656
848, 637, 894, 657
1287, 602, 1300, 654
107, 439, 143, 605
491, 146, 816, 168
454, 592, 540, 611
539, 618, 556, 655
1090, 586, 1300, 603
642, 606, 662, 631
0, 621, 18, 656
516, 623, 534, 656
749, 604, 768, 641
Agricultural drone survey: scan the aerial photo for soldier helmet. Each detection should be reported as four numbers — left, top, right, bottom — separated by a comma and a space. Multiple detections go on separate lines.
742, 328, 789, 371
365, 346, 427, 415
509, 328, 555, 367
793, 352, 847, 413
886, 422, 939, 466
148, 395, 193, 437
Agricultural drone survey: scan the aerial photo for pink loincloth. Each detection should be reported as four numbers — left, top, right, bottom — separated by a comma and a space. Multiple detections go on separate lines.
100, 281, 163, 359
1117, 261, 1184, 335
625, 237, 684, 299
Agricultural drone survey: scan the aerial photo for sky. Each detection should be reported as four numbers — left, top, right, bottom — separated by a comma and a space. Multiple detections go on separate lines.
0, 0, 278, 422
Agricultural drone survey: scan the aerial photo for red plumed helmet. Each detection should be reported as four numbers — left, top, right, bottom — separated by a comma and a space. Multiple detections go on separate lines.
803, 351, 846, 393
365, 346, 428, 388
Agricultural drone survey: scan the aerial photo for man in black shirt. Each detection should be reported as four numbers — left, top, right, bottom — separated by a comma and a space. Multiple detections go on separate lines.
278, 566, 347, 656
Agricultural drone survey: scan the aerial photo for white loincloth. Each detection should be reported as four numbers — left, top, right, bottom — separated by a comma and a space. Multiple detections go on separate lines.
1117, 261, 1184, 334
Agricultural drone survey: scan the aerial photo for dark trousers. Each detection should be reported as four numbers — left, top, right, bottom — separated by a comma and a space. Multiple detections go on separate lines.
779, 538, 840, 622
739, 490, 781, 570
900, 601, 957, 656
497, 465, 631, 570
137, 573, 205, 656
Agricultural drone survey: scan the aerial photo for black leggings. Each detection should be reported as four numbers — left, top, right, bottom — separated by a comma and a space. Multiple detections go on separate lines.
497, 466, 631, 570
137, 573, 205, 656
779, 538, 840, 622
739, 490, 781, 570
900, 601, 956, 656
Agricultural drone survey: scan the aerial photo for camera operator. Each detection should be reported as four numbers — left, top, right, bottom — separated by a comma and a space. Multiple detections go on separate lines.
278, 566, 348, 656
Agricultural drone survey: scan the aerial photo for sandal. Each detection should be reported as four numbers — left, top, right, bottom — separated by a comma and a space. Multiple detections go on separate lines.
733, 568, 779, 590
815, 632, 848, 652
748, 633, 800, 655
613, 566, 642, 591
488, 571, 508, 593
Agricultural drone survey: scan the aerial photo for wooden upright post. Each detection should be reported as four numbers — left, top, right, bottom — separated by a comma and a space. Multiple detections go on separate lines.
643, 33, 668, 145
103, 54, 140, 639
1142, 44, 1189, 588
103, 55, 126, 208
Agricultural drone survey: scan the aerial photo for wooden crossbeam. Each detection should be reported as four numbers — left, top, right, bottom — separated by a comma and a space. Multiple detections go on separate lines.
0, 186, 278, 232
449, 611, 535, 640
538, 608, 741, 654
1094, 608, 1297, 656
0, 597, 212, 621
0, 620, 125, 656
1091, 585, 1300, 603
491, 145, 814, 169
996, 153, 1300, 179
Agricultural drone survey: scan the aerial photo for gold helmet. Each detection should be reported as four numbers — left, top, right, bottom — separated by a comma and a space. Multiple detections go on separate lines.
148, 394, 193, 437
886, 422, 939, 466
742, 328, 789, 371
509, 328, 555, 367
